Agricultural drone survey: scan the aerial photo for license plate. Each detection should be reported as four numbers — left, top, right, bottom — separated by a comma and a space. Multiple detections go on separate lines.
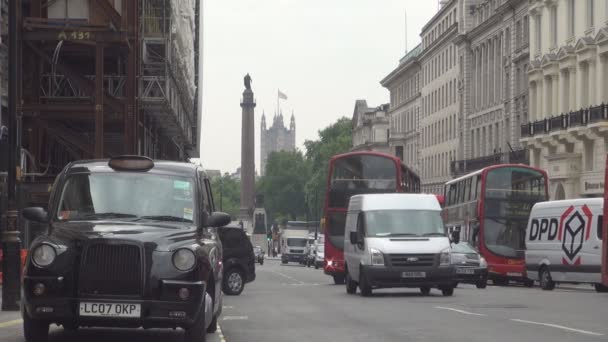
79, 302, 141, 318
456, 268, 475, 275
401, 271, 426, 278
507, 272, 522, 277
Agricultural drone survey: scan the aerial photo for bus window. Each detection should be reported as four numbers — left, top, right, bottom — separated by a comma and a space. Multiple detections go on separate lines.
464, 178, 471, 202
459, 181, 465, 203
449, 183, 457, 205
475, 176, 481, 199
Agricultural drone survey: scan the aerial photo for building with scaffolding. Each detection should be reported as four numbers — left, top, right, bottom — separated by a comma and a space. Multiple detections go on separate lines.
8, 0, 201, 246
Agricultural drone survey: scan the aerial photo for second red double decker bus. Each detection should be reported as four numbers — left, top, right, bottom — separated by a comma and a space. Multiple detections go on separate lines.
322, 151, 421, 284
443, 164, 548, 286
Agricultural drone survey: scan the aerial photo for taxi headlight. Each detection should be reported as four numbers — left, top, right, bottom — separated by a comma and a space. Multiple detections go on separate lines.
32, 244, 56, 268
479, 257, 488, 268
173, 248, 196, 271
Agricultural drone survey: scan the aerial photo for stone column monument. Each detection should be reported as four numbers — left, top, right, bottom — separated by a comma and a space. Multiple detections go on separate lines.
239, 74, 256, 224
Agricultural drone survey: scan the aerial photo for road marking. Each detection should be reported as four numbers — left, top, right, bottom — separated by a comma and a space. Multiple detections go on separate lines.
269, 270, 305, 284
434, 306, 487, 316
510, 319, 604, 336
222, 306, 234, 309
217, 324, 227, 342
0, 319, 22, 328
222, 316, 248, 321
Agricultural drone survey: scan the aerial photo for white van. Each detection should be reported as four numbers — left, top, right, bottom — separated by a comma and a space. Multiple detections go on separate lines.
525, 198, 607, 292
343, 193, 457, 297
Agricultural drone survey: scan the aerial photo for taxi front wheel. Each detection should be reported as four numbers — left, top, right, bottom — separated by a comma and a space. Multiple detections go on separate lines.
23, 312, 49, 342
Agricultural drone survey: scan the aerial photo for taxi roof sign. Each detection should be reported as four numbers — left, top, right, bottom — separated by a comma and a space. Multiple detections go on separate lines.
108, 155, 154, 171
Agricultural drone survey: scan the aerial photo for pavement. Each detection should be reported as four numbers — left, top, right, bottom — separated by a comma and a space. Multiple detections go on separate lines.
1, 261, 607, 341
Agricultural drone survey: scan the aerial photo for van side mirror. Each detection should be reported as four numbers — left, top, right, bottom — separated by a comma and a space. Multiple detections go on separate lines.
349, 231, 358, 245
208, 212, 231, 227
22, 207, 48, 223
451, 229, 461, 244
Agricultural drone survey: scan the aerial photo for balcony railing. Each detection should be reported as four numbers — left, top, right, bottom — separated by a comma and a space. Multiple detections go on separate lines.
450, 149, 529, 177
40, 74, 126, 99
520, 105, 608, 137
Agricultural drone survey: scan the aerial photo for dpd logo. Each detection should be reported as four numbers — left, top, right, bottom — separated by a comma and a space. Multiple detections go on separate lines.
558, 205, 593, 265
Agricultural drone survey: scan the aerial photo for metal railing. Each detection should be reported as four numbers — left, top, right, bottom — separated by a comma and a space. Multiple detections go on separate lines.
520, 104, 608, 137
450, 149, 529, 176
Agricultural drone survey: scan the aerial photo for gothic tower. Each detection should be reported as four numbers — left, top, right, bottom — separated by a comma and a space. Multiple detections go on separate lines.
260, 110, 296, 176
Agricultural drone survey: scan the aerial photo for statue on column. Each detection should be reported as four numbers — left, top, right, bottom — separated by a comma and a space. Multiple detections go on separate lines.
244, 73, 252, 90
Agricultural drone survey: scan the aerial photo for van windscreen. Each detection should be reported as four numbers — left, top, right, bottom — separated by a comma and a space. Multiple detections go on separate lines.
363, 210, 445, 237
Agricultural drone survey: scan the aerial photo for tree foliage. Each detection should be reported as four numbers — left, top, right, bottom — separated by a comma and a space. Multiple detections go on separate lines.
210, 175, 241, 219
257, 150, 309, 223
303, 117, 353, 218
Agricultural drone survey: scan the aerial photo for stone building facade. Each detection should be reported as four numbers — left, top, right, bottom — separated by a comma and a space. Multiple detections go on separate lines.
453, 0, 530, 176
351, 100, 390, 153
381, 45, 422, 174
521, 0, 608, 199
419, 0, 462, 194
260, 112, 296, 176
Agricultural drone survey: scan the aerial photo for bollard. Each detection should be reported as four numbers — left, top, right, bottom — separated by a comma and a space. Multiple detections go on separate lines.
1, 209, 21, 311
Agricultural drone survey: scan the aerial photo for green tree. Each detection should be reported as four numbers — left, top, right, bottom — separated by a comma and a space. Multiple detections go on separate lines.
303, 117, 353, 218
258, 150, 310, 223
210, 174, 241, 219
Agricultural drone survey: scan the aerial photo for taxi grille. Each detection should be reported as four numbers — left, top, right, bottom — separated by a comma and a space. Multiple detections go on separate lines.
79, 243, 143, 297
389, 254, 436, 267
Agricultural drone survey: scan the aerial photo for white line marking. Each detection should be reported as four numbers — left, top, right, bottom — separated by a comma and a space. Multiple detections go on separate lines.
269, 270, 305, 284
510, 319, 604, 336
222, 306, 234, 309
222, 316, 248, 321
435, 306, 487, 316
217, 324, 227, 342
0, 319, 22, 328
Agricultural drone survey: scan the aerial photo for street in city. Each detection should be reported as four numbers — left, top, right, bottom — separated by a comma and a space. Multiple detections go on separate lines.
1, 260, 607, 342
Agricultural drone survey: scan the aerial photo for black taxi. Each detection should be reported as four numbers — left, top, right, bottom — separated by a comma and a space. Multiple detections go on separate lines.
20, 156, 230, 342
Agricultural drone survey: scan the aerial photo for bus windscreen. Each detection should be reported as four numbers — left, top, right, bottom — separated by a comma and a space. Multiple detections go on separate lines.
328, 155, 397, 208
483, 167, 547, 258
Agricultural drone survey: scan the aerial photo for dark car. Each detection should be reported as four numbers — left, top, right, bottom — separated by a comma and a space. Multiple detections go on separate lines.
218, 226, 256, 295
450, 242, 488, 289
20, 156, 231, 342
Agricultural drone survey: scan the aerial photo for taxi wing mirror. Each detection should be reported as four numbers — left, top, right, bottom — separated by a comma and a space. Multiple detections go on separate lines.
208, 212, 231, 228
22, 207, 49, 223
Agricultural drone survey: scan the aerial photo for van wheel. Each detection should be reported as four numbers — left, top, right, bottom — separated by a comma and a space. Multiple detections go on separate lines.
223, 268, 245, 295
539, 267, 555, 291
420, 287, 431, 296
333, 274, 345, 285
594, 283, 608, 293
441, 287, 455, 296
359, 269, 372, 297
345, 269, 357, 295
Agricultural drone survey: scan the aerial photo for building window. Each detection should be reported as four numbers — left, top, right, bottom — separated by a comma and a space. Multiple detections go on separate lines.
569, 0, 576, 37
535, 15, 541, 53
550, 6, 557, 48
588, 0, 595, 28
523, 16, 529, 44
584, 140, 594, 171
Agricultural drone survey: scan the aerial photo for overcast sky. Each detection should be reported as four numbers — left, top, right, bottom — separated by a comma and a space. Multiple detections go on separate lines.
201, 1, 438, 174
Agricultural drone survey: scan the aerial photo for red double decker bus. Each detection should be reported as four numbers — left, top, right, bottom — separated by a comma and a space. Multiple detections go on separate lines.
443, 164, 548, 286
322, 151, 421, 284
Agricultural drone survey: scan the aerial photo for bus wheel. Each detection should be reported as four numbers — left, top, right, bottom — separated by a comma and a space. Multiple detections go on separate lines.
594, 283, 608, 293
333, 274, 345, 285
523, 279, 534, 288
493, 278, 508, 286
539, 267, 555, 291
420, 287, 431, 296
